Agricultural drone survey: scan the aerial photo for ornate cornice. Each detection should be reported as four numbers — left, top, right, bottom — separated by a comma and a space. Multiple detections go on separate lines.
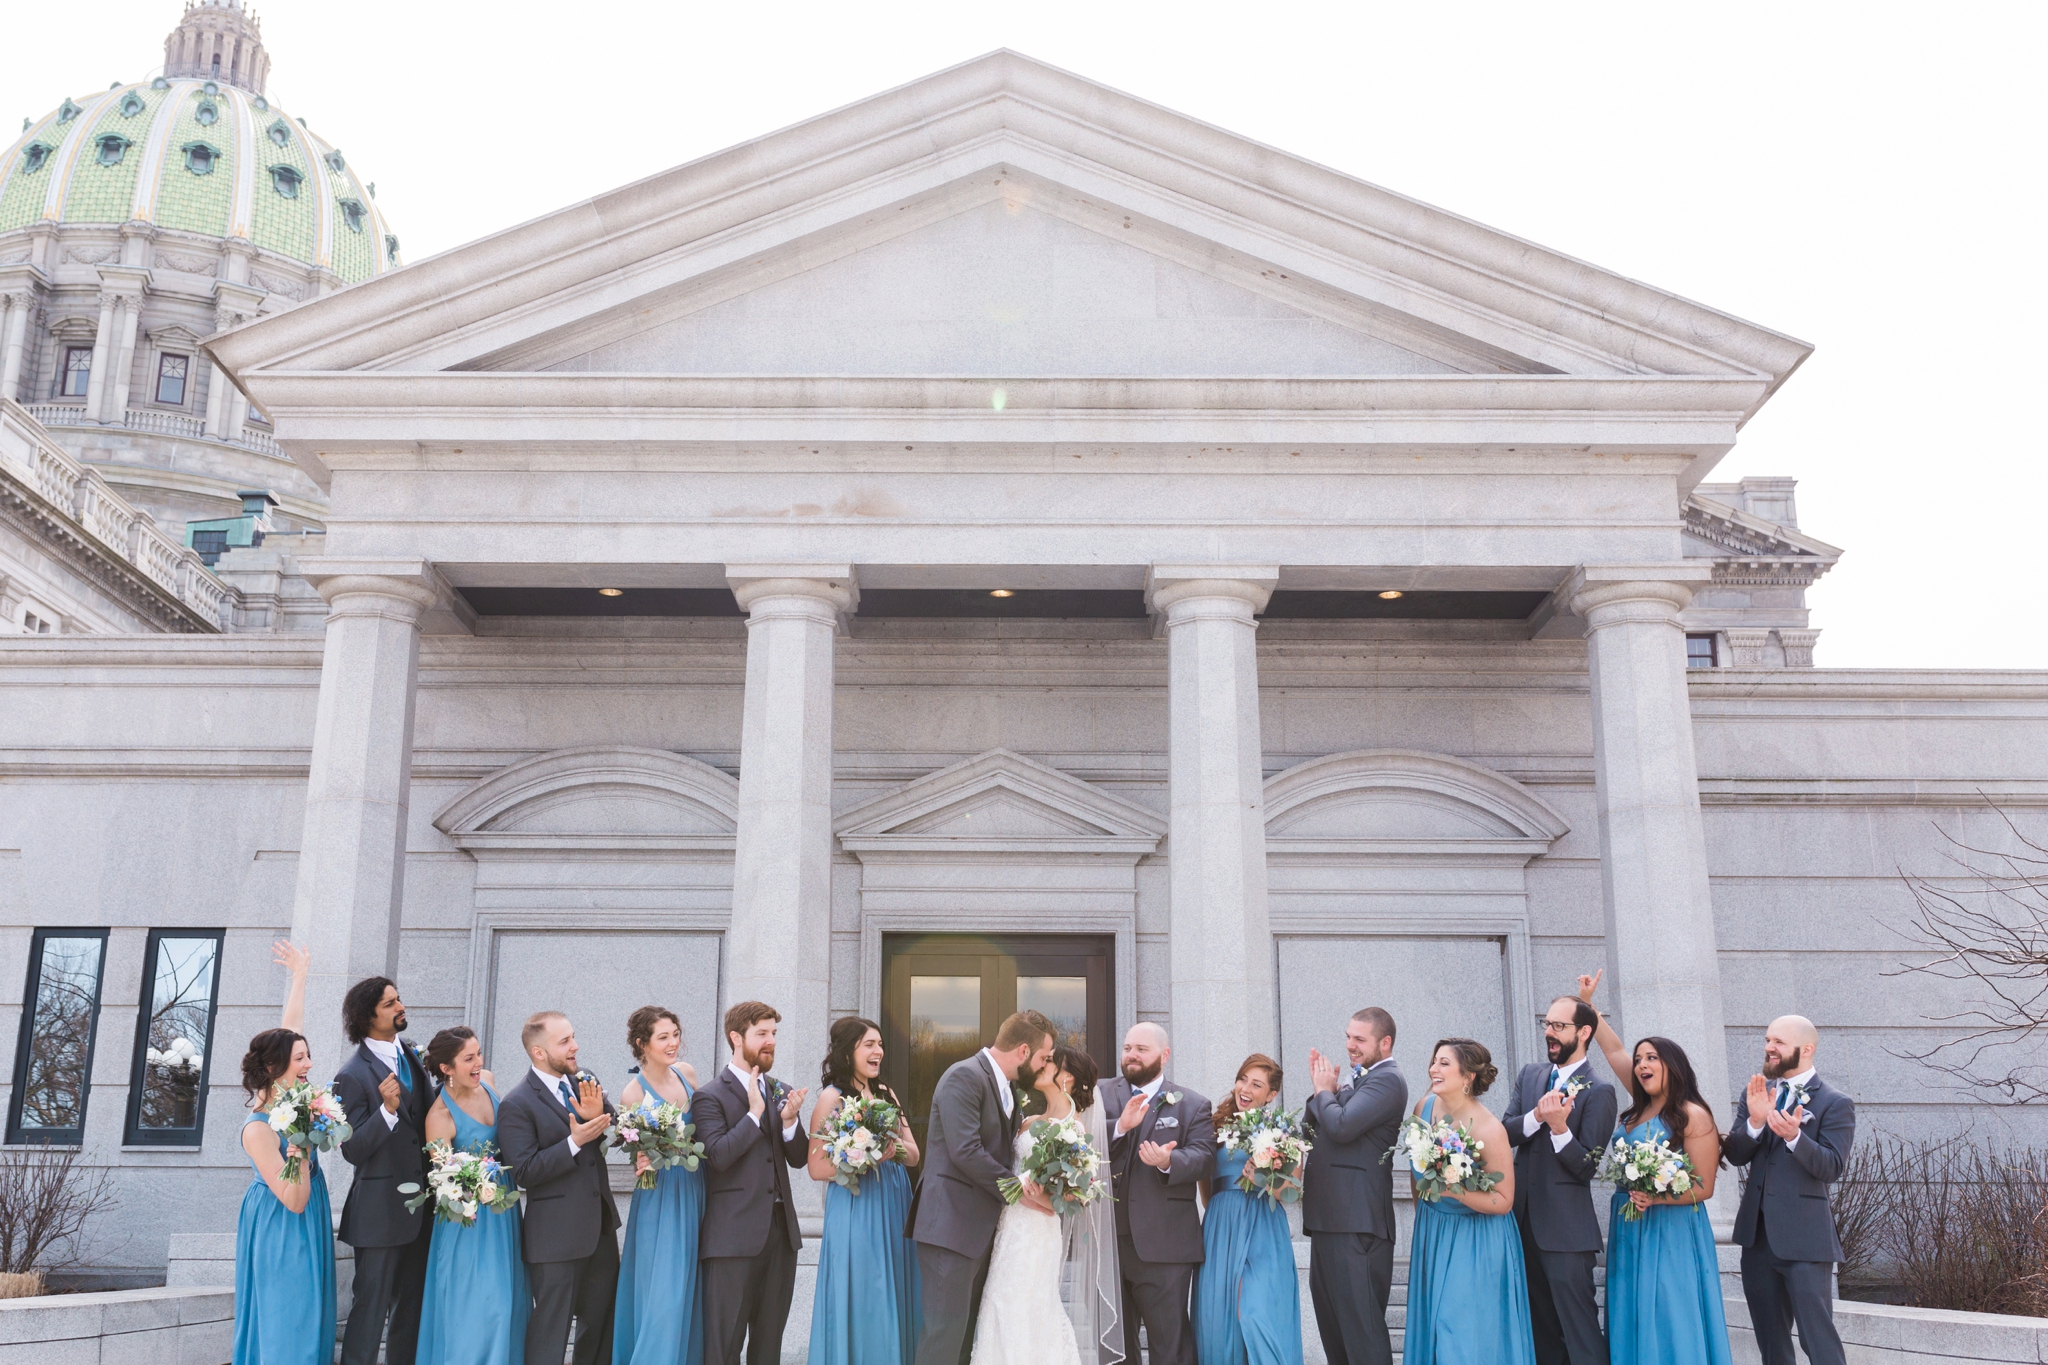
0, 471, 216, 633
1682, 493, 1842, 587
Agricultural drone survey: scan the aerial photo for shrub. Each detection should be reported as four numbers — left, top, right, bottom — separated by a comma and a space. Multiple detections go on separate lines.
0, 1142, 118, 1282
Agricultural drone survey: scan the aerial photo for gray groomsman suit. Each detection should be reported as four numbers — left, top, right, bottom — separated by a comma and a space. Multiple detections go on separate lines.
497, 1068, 620, 1365
694, 1065, 810, 1365
1724, 1071, 1857, 1365
1301, 1059, 1407, 1365
1100, 1074, 1215, 1365
332, 1038, 434, 1365
1502, 1058, 1617, 1365
907, 1049, 1019, 1365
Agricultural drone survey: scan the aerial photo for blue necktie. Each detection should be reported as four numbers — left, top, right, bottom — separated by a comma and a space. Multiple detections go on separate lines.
558, 1079, 575, 1110
1547, 1067, 1561, 1093
394, 1047, 412, 1092
1775, 1082, 1797, 1112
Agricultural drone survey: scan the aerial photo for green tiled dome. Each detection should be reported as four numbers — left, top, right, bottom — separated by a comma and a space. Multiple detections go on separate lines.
0, 77, 399, 282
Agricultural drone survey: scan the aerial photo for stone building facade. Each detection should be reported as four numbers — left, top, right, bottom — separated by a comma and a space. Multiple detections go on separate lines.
1, 51, 2043, 1309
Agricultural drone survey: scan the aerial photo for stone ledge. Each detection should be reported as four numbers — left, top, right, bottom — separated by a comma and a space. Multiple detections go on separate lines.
1726, 1293, 2048, 1364
0, 1285, 233, 1365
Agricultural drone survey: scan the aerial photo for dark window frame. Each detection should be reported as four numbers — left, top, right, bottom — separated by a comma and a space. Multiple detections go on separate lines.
154, 352, 189, 405
62, 347, 92, 398
6, 928, 110, 1146
1686, 633, 1718, 669
122, 928, 225, 1147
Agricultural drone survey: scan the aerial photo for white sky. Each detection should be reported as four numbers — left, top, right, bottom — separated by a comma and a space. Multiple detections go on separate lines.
10, 1, 2044, 669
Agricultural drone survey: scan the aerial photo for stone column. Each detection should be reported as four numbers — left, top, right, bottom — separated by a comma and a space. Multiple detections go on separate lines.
109, 295, 142, 418
724, 566, 852, 1102
83, 292, 117, 419
288, 566, 438, 1071
1146, 566, 1279, 1092
1569, 564, 1735, 1219
202, 361, 230, 437
226, 384, 251, 442
0, 294, 30, 401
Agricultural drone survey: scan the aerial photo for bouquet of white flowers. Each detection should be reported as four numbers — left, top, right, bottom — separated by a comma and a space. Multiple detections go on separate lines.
266, 1079, 352, 1183
810, 1093, 902, 1193
1000, 1114, 1108, 1215
1217, 1106, 1312, 1205
1386, 1112, 1504, 1202
1599, 1131, 1699, 1221
400, 1140, 523, 1225
610, 1099, 705, 1191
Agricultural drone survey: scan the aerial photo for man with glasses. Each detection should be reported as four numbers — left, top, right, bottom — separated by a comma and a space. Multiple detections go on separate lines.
1503, 996, 1618, 1365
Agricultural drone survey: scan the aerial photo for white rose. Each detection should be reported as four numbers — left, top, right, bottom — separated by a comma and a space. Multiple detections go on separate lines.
477, 1181, 497, 1203
268, 1103, 298, 1131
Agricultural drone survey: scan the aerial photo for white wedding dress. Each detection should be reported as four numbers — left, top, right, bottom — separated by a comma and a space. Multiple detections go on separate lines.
968, 1101, 1122, 1365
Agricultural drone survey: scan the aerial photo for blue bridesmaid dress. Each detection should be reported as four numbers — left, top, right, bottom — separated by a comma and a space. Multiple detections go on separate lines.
1401, 1098, 1537, 1365
807, 1090, 922, 1365
232, 1112, 337, 1365
418, 1083, 529, 1365
613, 1067, 707, 1365
1194, 1139, 1305, 1365
1605, 1114, 1733, 1365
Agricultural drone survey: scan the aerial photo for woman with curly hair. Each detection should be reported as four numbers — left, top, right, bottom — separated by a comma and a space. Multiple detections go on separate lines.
1195, 1054, 1303, 1365
233, 940, 336, 1365
611, 1005, 706, 1365
1401, 1038, 1533, 1365
805, 1015, 920, 1365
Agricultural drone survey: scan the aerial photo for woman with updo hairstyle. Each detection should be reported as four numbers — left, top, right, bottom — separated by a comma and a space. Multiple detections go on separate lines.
1195, 1053, 1304, 1365
806, 1015, 921, 1365
611, 1005, 706, 1365
1401, 1037, 1533, 1365
232, 941, 337, 1365
416, 1026, 527, 1365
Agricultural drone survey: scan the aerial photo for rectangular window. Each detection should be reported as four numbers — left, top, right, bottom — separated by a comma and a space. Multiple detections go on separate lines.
62, 347, 92, 399
7, 930, 109, 1144
124, 930, 223, 1146
154, 353, 189, 406
1686, 634, 1718, 669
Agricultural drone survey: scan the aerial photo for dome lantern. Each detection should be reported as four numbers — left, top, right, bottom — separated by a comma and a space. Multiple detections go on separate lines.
163, 1, 269, 97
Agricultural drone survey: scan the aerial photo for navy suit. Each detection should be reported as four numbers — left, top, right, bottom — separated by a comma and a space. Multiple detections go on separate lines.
332, 1039, 434, 1365
1302, 1060, 1407, 1365
692, 1067, 809, 1365
497, 1068, 620, 1365
1724, 1074, 1857, 1365
1502, 1060, 1617, 1365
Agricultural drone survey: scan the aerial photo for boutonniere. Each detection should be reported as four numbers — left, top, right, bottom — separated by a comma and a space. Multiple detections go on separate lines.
1161, 1091, 1183, 1107
1781, 1081, 1812, 1111
1562, 1075, 1592, 1100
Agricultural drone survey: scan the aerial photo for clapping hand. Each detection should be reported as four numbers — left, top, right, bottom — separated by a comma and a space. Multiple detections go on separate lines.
1745, 1074, 1771, 1124
570, 1109, 612, 1146
1116, 1090, 1150, 1136
1309, 1049, 1341, 1094
779, 1084, 809, 1127
1139, 1139, 1176, 1171
570, 1076, 606, 1121
1534, 1087, 1573, 1134
746, 1066, 768, 1120
1765, 1104, 1805, 1142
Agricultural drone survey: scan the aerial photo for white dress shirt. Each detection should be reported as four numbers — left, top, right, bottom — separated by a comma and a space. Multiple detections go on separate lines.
363, 1037, 404, 1130
532, 1064, 588, 1154
981, 1049, 1014, 1119
729, 1061, 800, 1141
1523, 1056, 1587, 1152
1747, 1067, 1817, 1150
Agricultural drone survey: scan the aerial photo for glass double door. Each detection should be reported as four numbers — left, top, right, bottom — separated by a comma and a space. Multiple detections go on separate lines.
880, 933, 1113, 1171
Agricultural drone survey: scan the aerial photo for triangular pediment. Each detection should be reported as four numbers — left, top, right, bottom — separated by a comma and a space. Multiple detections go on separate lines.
210, 51, 1809, 405
836, 748, 1166, 855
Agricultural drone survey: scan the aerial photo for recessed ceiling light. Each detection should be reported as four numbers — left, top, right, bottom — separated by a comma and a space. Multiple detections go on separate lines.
598, 587, 624, 597
1378, 590, 1404, 600
989, 589, 1015, 598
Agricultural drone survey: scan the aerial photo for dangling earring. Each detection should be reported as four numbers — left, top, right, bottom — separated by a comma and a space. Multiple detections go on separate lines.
1465, 1082, 1474, 1096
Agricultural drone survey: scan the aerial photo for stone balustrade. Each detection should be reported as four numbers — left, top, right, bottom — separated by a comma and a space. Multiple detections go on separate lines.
21, 401, 283, 457
1, 399, 232, 629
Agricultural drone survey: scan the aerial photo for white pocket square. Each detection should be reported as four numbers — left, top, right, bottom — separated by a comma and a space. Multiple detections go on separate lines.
1152, 1117, 1180, 1130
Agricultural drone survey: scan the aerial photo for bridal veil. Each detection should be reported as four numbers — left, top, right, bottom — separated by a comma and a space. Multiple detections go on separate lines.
1060, 1097, 1125, 1365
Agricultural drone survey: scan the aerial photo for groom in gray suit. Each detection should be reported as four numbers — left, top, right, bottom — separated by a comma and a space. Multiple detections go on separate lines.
1302, 1007, 1406, 1365
1100, 1022, 1216, 1365
1503, 996, 1618, 1365
908, 1009, 1057, 1365
1724, 1015, 1857, 1365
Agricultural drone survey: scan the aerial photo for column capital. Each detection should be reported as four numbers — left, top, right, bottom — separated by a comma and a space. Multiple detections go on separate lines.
725, 564, 857, 617
1566, 563, 1712, 626
299, 558, 443, 620
1144, 565, 1279, 618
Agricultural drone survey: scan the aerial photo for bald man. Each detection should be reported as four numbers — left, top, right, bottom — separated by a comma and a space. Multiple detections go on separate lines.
1723, 1015, 1857, 1365
1100, 1022, 1215, 1365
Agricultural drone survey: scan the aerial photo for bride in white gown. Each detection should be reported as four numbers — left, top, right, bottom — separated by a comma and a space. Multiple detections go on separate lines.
969, 1045, 1123, 1365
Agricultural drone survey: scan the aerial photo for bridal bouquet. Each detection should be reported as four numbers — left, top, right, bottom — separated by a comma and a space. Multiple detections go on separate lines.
999, 1114, 1107, 1215
1386, 1112, 1504, 1202
267, 1079, 352, 1183
1599, 1130, 1699, 1221
400, 1141, 523, 1225
610, 1099, 705, 1190
1217, 1107, 1312, 1205
810, 1093, 902, 1193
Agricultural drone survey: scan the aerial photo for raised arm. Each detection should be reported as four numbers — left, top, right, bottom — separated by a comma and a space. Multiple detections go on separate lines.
1307, 1068, 1405, 1145
1576, 971, 1631, 1079
273, 940, 309, 1034
498, 1093, 577, 1191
